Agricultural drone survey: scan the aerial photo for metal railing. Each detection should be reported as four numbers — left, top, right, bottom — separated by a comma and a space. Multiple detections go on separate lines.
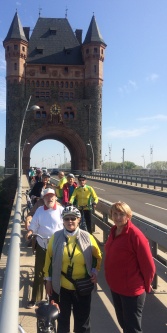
84, 172, 167, 192
0, 178, 167, 332
0, 181, 22, 333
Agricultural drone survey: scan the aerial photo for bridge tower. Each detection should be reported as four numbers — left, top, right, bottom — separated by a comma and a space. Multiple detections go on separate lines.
3, 12, 106, 173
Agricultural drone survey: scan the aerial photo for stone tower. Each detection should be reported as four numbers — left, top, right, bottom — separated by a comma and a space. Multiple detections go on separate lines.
3, 12, 106, 173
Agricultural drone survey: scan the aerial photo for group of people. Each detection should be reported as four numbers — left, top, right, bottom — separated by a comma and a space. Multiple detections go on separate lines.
25, 170, 156, 333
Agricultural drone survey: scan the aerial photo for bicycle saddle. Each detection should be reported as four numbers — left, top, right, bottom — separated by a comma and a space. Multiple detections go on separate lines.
36, 303, 59, 321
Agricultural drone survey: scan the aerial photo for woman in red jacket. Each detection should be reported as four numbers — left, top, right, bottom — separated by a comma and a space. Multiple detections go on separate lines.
104, 201, 155, 333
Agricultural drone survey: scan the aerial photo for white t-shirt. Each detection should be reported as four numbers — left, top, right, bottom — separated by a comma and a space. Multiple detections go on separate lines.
28, 205, 64, 248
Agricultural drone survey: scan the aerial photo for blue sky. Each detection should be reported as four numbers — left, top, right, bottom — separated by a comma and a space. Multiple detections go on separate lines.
0, 0, 167, 168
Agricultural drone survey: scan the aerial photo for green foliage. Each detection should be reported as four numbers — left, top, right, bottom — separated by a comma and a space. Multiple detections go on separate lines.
146, 161, 167, 170
102, 161, 138, 171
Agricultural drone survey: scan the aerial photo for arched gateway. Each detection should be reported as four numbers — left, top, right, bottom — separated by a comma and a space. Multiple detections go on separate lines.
3, 13, 106, 172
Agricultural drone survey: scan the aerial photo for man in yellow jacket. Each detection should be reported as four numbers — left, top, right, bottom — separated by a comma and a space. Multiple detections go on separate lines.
56, 171, 67, 203
69, 174, 98, 233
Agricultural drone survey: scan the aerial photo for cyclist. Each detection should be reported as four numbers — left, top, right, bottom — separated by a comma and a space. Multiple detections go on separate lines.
62, 173, 77, 206
55, 171, 67, 203
29, 172, 51, 204
25, 188, 64, 309
69, 174, 98, 234
34, 168, 42, 183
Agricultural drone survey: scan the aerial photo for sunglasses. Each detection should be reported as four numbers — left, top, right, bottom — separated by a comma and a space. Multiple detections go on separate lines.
63, 217, 77, 221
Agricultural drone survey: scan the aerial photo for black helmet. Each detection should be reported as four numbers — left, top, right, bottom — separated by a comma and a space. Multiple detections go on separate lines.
78, 174, 87, 180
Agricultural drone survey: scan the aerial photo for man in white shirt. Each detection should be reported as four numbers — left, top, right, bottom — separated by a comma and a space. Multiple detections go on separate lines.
25, 188, 64, 308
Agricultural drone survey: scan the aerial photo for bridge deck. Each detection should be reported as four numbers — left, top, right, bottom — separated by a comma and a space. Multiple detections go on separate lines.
0, 175, 166, 333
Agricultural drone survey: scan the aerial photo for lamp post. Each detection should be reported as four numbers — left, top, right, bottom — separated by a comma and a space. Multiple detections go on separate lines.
20, 140, 30, 175
141, 155, 145, 168
122, 148, 125, 175
17, 96, 40, 186
87, 140, 94, 171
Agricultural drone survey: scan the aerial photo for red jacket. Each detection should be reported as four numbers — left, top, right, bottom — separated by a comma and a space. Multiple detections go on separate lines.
62, 182, 77, 205
104, 220, 155, 296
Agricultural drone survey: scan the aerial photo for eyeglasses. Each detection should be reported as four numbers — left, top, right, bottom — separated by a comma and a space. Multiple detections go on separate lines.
63, 217, 77, 221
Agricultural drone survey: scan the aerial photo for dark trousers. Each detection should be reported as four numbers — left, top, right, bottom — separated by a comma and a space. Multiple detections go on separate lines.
82, 210, 92, 234
31, 242, 46, 302
111, 291, 146, 333
51, 287, 91, 333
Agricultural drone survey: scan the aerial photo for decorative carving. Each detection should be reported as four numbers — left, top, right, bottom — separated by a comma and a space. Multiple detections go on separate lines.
48, 104, 63, 124
29, 70, 35, 76
52, 70, 58, 77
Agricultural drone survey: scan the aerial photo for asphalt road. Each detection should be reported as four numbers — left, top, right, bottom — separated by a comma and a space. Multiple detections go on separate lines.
51, 176, 167, 226
86, 179, 167, 226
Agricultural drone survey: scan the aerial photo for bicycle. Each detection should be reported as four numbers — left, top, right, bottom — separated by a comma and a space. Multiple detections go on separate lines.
22, 189, 33, 222
18, 300, 59, 333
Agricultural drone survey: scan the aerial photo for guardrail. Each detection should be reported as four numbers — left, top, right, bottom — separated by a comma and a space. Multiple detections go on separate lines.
0, 176, 167, 332
92, 199, 167, 289
84, 172, 167, 192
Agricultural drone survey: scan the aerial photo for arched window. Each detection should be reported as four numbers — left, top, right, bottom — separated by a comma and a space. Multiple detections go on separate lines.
46, 81, 49, 87
41, 81, 44, 87
69, 112, 74, 119
64, 112, 69, 119
36, 111, 41, 118
60, 81, 64, 88
36, 81, 40, 87
70, 82, 73, 88
65, 81, 68, 88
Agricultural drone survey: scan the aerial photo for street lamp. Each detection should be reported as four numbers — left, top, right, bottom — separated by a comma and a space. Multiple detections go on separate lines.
104, 154, 107, 162
87, 140, 94, 171
20, 140, 30, 174
18, 95, 40, 185
141, 155, 145, 168
122, 148, 125, 175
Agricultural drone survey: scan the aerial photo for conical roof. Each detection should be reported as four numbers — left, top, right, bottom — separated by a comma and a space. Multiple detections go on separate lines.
83, 15, 106, 45
3, 12, 28, 43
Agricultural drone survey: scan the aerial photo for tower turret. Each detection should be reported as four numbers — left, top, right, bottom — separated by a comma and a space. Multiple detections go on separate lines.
3, 12, 29, 83
82, 15, 107, 84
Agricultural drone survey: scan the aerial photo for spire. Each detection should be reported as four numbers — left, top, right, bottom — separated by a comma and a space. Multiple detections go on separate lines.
3, 12, 28, 43
83, 15, 106, 45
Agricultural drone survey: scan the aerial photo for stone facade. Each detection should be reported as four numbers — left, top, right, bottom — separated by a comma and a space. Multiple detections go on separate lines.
3, 13, 106, 172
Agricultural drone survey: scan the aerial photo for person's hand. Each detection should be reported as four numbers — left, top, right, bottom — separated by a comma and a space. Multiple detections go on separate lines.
50, 300, 60, 312
90, 272, 97, 283
92, 203, 97, 208
45, 280, 53, 296
25, 230, 33, 241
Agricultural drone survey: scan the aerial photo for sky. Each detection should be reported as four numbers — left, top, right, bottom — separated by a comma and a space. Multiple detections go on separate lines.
0, 0, 167, 168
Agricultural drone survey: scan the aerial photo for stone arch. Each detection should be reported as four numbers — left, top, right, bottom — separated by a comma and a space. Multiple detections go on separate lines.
22, 125, 88, 173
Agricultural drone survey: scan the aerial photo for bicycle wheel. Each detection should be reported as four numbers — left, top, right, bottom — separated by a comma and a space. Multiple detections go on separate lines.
37, 318, 56, 333
22, 206, 30, 222
79, 212, 87, 231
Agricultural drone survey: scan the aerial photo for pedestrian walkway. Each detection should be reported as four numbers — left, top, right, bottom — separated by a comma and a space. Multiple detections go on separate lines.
0, 175, 167, 333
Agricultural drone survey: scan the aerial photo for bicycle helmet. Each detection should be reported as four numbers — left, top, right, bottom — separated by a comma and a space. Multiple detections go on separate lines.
42, 172, 50, 178
62, 206, 81, 218
78, 174, 87, 180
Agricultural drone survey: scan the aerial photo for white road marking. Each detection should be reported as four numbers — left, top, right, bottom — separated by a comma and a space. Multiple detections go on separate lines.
93, 186, 105, 191
145, 203, 167, 211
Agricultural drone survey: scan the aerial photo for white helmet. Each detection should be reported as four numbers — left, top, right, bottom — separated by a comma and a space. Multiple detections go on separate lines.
62, 206, 81, 218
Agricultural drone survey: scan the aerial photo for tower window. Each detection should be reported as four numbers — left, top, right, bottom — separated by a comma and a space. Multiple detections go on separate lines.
69, 112, 74, 119
14, 63, 17, 70
41, 66, 46, 73
64, 112, 69, 119
50, 28, 57, 35
94, 65, 97, 73
36, 111, 41, 118
94, 48, 97, 53
14, 45, 18, 50
22, 46, 25, 52
7, 46, 10, 51
42, 111, 47, 118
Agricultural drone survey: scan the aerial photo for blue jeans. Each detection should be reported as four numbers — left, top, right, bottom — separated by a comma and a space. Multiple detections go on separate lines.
111, 290, 146, 333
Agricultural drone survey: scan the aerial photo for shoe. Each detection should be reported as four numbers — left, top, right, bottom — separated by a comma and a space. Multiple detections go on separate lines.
27, 300, 36, 309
